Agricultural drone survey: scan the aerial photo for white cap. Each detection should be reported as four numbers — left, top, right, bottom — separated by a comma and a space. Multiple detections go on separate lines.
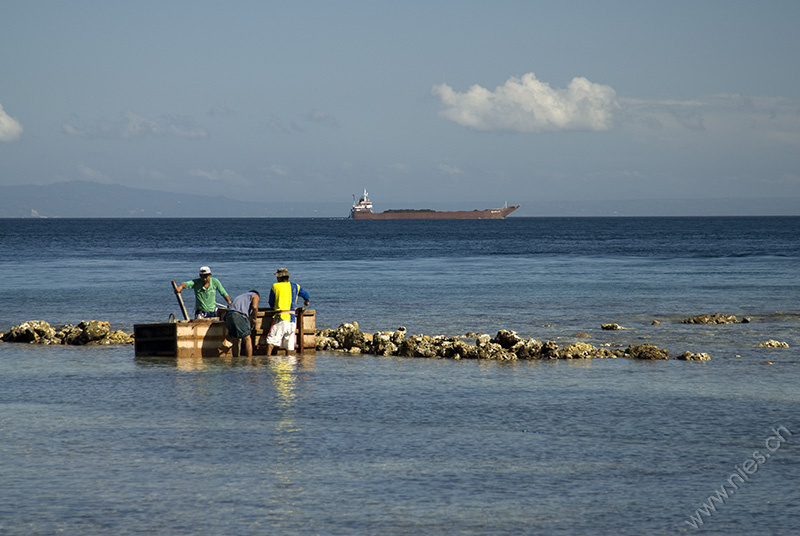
199, 266, 212, 275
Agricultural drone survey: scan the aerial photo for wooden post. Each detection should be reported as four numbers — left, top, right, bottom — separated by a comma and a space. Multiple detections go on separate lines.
296, 307, 305, 354
171, 280, 189, 320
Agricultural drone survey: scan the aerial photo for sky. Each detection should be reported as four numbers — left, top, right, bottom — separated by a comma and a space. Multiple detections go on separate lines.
1, 0, 799, 216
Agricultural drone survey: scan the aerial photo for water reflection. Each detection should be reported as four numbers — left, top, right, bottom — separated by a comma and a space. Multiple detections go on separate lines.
254, 354, 317, 524
270, 355, 298, 407
135, 353, 316, 372
135, 352, 317, 524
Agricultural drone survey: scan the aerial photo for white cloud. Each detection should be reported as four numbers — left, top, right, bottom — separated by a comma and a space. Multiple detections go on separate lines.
161, 114, 208, 138
267, 109, 340, 134
79, 163, 109, 182
438, 164, 463, 176
621, 94, 800, 146
137, 167, 168, 180
432, 73, 620, 133
208, 103, 235, 118
62, 123, 87, 137
62, 110, 208, 140
187, 168, 246, 183
269, 164, 289, 176
0, 103, 23, 142
306, 109, 339, 128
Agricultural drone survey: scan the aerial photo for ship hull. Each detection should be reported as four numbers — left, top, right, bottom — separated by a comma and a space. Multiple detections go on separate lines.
351, 205, 519, 220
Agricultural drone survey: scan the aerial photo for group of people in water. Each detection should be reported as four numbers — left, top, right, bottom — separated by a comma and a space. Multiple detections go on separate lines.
176, 266, 310, 357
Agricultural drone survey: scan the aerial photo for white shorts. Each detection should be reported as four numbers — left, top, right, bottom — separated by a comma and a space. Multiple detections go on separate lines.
266, 319, 296, 350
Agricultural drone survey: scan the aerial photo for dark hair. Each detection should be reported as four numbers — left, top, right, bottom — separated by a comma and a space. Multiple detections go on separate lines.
249, 290, 260, 296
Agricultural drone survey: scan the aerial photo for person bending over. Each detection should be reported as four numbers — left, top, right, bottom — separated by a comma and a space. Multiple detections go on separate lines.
225, 290, 259, 357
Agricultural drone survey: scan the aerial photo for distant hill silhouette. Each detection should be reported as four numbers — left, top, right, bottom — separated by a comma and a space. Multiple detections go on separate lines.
0, 181, 335, 218
0, 181, 797, 217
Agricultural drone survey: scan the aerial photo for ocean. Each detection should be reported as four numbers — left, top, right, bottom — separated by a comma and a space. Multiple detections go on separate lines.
0, 216, 798, 535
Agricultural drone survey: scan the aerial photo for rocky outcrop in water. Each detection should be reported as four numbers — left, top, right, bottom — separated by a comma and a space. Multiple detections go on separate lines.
681, 313, 743, 324
316, 323, 680, 361
1, 320, 134, 345
675, 351, 711, 361
627, 344, 669, 360
759, 339, 789, 348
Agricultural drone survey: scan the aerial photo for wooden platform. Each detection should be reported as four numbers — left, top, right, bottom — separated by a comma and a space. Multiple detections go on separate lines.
134, 308, 316, 358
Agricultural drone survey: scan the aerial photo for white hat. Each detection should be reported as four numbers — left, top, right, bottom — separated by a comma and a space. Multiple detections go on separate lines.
199, 266, 212, 275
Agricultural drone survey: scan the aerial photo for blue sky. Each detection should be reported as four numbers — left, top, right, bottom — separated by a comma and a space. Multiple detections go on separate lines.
1, 1, 798, 215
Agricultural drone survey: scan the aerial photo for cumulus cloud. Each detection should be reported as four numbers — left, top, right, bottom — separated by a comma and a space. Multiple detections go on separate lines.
432, 73, 620, 132
0, 103, 23, 141
63, 110, 208, 140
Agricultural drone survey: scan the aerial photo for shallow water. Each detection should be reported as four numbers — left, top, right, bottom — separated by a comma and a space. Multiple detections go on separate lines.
1, 344, 798, 535
0, 217, 798, 534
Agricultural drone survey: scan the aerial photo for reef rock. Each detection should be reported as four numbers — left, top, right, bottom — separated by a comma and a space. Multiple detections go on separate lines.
675, 351, 711, 361
627, 344, 669, 360
102, 330, 135, 345
398, 334, 440, 358
60, 320, 111, 345
315, 323, 676, 363
1, 320, 58, 344
371, 331, 399, 356
681, 313, 739, 324
558, 342, 615, 359
759, 340, 789, 348
558, 342, 596, 359
1, 320, 133, 345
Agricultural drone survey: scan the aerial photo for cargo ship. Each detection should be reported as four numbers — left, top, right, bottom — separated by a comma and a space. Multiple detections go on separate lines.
350, 189, 519, 220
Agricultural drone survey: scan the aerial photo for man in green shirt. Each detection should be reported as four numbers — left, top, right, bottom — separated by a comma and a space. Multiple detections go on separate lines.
176, 266, 231, 319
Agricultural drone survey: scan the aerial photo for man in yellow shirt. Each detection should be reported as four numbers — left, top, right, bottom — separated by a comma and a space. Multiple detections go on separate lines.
266, 267, 310, 355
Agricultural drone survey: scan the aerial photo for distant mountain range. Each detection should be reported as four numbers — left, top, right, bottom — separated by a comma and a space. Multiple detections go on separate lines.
0, 181, 339, 218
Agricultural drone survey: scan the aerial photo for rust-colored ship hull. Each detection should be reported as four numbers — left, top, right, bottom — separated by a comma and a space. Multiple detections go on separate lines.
351, 205, 519, 220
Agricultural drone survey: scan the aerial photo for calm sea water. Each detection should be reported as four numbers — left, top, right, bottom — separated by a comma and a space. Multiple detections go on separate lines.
1, 217, 798, 535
